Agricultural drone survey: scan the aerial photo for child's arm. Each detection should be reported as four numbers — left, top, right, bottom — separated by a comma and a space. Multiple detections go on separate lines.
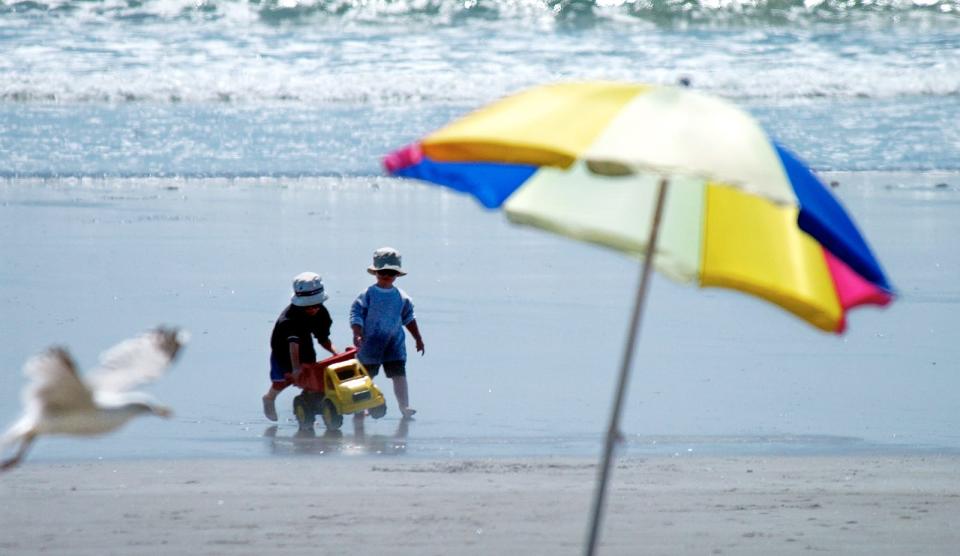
350, 292, 366, 348
405, 319, 425, 355
317, 307, 336, 355
319, 338, 337, 355
289, 341, 303, 378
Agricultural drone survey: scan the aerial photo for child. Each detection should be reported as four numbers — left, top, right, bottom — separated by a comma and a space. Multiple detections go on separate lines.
350, 247, 424, 419
262, 272, 338, 422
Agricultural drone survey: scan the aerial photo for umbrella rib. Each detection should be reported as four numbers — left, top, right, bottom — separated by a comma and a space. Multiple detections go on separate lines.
584, 176, 670, 556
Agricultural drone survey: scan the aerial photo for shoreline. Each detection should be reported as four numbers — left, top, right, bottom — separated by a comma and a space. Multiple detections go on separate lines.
13, 428, 960, 468
1, 168, 959, 183
2, 454, 959, 555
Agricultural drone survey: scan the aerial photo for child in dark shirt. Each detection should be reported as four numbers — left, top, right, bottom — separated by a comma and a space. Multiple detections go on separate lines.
262, 272, 337, 422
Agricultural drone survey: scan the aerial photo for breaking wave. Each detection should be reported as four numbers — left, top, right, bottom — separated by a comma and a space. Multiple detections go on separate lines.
1, 0, 957, 27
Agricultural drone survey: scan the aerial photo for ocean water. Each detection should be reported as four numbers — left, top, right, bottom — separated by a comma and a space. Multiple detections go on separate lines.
2, 0, 959, 175
1, 0, 959, 462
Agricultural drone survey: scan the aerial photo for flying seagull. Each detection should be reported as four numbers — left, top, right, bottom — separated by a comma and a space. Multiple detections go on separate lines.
1, 327, 187, 471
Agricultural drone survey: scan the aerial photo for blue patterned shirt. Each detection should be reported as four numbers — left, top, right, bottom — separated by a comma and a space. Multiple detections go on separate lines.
350, 285, 415, 365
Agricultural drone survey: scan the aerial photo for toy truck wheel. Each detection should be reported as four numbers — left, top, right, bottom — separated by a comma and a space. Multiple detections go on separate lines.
368, 404, 387, 419
292, 394, 315, 429
319, 398, 343, 431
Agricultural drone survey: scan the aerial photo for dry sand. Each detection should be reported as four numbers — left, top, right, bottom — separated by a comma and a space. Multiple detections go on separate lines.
2, 454, 959, 555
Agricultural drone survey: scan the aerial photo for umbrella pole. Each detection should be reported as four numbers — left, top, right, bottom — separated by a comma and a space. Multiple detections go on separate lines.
585, 176, 670, 556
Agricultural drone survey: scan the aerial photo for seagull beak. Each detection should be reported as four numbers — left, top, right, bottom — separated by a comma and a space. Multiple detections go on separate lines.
153, 406, 174, 419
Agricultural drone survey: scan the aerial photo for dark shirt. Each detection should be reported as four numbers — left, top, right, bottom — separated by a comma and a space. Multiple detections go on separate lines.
269, 303, 333, 373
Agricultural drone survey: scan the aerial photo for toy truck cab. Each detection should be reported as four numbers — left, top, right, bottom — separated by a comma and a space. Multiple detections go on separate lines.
288, 347, 387, 430
323, 359, 387, 418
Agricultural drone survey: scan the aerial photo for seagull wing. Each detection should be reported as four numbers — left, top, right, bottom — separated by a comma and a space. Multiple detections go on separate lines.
22, 346, 96, 415
87, 327, 187, 394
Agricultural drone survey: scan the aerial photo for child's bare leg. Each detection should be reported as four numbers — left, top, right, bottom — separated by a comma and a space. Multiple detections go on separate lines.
392, 376, 416, 418
262, 387, 281, 421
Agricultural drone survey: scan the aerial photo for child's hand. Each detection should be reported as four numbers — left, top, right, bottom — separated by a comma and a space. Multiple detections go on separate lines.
415, 337, 425, 355
353, 333, 363, 348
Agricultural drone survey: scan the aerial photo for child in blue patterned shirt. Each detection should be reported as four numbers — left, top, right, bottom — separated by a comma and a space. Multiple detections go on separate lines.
350, 247, 424, 420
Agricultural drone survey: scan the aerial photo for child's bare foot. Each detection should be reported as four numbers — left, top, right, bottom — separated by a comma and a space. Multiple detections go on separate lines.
262, 396, 278, 422
401, 407, 417, 419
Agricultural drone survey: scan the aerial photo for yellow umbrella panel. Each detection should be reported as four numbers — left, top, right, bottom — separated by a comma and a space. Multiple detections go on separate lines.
505, 164, 845, 332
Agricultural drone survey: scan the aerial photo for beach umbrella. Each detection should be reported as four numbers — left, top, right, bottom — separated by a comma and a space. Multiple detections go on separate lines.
382, 81, 893, 555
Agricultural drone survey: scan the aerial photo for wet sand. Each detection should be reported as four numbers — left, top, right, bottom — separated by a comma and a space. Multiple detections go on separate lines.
1, 174, 959, 554
2, 173, 959, 460
2, 454, 960, 555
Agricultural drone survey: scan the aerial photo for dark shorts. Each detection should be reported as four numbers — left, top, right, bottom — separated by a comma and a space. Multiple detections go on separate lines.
269, 354, 292, 391
365, 360, 406, 378
269, 354, 288, 381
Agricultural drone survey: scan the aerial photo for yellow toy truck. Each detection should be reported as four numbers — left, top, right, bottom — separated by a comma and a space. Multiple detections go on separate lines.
288, 347, 387, 430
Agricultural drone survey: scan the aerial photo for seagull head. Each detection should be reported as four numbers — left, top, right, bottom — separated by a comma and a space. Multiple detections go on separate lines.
96, 391, 173, 420
149, 404, 173, 419
109, 400, 173, 421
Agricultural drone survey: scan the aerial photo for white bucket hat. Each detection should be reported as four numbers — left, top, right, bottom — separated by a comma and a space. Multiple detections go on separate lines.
291, 272, 329, 306
367, 246, 407, 276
